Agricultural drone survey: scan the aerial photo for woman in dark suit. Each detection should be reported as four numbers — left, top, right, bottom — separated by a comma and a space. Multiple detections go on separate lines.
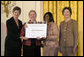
4, 6, 22, 56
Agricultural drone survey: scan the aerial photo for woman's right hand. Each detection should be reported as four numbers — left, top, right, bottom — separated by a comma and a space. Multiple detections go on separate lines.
20, 36, 28, 40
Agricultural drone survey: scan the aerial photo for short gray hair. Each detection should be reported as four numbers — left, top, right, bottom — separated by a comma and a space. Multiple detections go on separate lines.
28, 10, 37, 16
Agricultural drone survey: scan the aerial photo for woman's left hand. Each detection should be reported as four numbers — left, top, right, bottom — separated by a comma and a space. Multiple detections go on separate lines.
36, 37, 46, 40
36, 37, 41, 40
73, 45, 78, 55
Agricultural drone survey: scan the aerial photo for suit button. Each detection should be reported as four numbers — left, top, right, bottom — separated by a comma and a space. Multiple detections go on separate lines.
64, 29, 66, 32
64, 39, 66, 41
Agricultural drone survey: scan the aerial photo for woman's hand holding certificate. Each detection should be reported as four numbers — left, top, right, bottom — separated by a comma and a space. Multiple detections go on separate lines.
20, 36, 28, 40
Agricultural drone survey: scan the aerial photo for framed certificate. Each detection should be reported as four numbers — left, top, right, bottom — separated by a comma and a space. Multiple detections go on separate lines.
25, 22, 47, 38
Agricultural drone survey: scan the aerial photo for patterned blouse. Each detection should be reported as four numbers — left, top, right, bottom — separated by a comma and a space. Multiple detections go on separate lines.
20, 21, 41, 46
44, 22, 59, 48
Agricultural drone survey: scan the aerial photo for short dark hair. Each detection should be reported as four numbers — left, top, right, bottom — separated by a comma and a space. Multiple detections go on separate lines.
62, 7, 72, 16
13, 6, 21, 14
44, 12, 54, 22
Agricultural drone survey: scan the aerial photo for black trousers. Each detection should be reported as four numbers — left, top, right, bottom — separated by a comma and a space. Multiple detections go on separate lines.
23, 45, 41, 56
4, 46, 21, 56
4, 39, 22, 56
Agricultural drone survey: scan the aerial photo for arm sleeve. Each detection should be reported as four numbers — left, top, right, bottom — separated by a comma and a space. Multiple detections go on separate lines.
73, 21, 78, 46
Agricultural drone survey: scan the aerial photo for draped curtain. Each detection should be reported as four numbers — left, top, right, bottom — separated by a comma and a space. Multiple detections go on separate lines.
43, 1, 83, 56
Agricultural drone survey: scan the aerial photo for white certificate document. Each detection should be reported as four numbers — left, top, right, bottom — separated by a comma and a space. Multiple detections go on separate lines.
25, 23, 47, 38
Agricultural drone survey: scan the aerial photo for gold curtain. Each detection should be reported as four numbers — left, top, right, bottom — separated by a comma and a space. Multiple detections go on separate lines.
43, 1, 83, 56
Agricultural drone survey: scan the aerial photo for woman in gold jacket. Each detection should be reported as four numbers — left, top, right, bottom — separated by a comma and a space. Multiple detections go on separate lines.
59, 7, 78, 56
43, 12, 59, 56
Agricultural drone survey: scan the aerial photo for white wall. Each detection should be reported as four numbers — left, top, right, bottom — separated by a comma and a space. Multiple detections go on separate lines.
1, 1, 43, 56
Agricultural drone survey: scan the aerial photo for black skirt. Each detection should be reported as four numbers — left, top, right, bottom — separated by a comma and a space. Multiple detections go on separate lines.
4, 45, 21, 56
4, 37, 22, 56
23, 45, 41, 56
